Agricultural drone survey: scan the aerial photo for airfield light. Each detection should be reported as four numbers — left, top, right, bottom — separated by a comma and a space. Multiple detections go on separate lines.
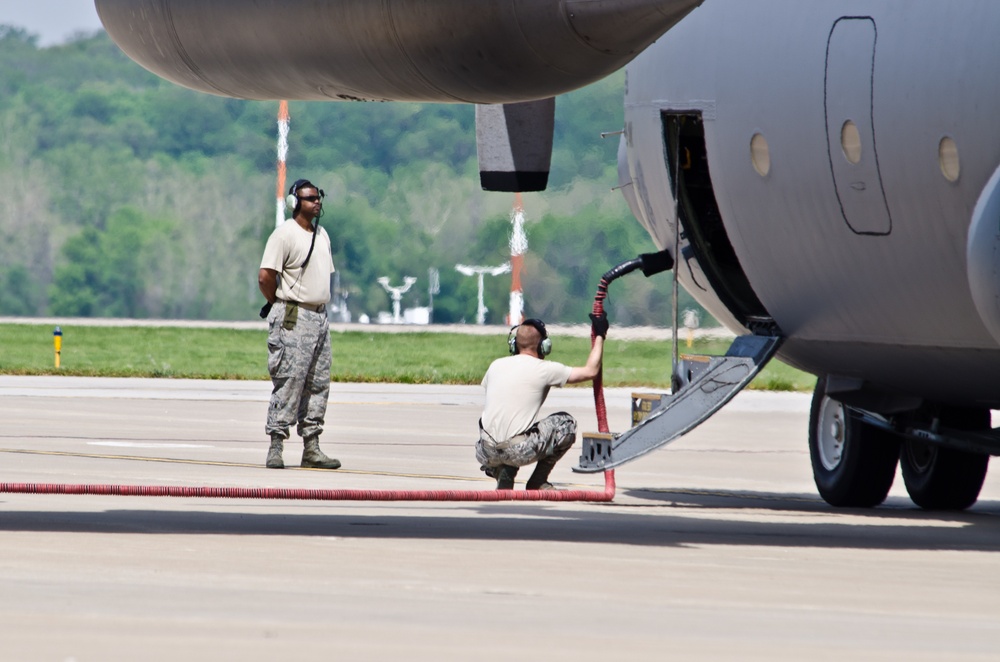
682, 309, 700, 348
455, 263, 511, 325
53, 327, 62, 369
377, 276, 417, 324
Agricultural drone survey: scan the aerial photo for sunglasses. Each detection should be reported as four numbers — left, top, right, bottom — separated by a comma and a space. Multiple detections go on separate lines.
298, 195, 323, 203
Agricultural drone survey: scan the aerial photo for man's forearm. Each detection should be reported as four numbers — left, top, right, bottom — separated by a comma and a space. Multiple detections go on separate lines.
258, 269, 278, 303
568, 336, 604, 383
586, 336, 604, 373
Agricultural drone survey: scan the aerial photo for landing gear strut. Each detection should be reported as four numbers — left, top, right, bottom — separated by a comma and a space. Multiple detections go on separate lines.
808, 376, 900, 507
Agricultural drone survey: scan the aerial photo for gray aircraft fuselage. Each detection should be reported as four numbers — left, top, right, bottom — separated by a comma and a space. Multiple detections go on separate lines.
619, 0, 1000, 409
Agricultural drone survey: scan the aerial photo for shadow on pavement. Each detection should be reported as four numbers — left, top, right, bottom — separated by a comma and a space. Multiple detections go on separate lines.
0, 486, 997, 552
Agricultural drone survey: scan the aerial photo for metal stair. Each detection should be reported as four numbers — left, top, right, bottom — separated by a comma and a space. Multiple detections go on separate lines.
575, 325, 783, 473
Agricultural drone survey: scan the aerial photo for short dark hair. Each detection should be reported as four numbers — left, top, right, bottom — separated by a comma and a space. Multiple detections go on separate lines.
289, 179, 316, 196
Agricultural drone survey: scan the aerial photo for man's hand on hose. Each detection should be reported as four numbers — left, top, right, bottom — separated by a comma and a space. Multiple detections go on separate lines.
589, 312, 609, 338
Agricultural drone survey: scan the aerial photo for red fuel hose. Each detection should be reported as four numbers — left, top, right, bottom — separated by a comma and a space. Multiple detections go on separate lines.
0, 481, 614, 501
590, 276, 616, 493
591, 277, 611, 435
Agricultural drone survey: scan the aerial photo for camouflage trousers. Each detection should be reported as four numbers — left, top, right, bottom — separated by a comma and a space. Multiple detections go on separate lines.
476, 412, 577, 469
265, 301, 331, 440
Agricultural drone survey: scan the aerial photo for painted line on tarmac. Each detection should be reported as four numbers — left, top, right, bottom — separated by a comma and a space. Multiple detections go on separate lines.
88, 441, 211, 449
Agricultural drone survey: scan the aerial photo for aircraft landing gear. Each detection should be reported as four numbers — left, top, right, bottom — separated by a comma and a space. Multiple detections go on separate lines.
900, 408, 990, 510
808, 377, 900, 507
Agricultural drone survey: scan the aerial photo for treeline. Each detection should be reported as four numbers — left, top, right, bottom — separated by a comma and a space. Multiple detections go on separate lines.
0, 26, 708, 326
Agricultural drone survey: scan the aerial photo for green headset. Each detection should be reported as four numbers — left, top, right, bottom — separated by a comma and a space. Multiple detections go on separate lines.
508, 318, 552, 356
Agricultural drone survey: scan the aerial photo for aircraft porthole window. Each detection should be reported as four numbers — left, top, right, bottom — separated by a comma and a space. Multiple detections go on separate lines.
750, 133, 770, 177
939, 136, 960, 182
841, 120, 862, 164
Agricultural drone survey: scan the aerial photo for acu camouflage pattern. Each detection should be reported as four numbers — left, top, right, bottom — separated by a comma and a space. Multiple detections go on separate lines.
266, 301, 331, 440
476, 411, 577, 469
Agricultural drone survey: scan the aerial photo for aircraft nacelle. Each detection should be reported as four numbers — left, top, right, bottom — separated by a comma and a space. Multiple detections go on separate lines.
94, 0, 701, 104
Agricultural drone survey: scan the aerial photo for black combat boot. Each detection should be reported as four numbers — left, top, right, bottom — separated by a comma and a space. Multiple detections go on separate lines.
525, 457, 559, 490
265, 435, 284, 469
495, 465, 519, 490
301, 437, 342, 469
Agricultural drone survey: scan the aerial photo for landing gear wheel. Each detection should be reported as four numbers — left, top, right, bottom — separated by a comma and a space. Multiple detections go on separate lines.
808, 377, 900, 507
900, 408, 990, 510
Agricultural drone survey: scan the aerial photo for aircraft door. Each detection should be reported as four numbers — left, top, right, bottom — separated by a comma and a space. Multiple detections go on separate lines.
663, 113, 769, 326
825, 17, 892, 235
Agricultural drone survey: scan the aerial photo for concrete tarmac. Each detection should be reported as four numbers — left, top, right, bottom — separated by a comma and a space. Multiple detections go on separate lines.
0, 376, 998, 661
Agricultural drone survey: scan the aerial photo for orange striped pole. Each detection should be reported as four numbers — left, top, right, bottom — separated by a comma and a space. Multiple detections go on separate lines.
275, 101, 290, 227
507, 192, 527, 325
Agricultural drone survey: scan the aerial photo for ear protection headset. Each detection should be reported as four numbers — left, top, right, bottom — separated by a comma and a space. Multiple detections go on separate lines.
508, 318, 552, 356
285, 179, 325, 216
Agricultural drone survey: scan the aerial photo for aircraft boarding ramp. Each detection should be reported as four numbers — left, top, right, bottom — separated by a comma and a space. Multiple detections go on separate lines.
575, 329, 783, 473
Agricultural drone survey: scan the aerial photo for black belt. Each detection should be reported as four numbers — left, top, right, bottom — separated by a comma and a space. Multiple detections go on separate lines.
478, 419, 525, 450
281, 300, 326, 313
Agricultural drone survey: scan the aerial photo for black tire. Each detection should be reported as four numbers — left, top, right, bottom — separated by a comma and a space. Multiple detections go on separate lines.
808, 376, 901, 507
900, 407, 991, 510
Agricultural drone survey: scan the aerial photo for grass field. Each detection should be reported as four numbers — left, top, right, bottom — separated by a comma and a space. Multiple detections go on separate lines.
0, 323, 816, 391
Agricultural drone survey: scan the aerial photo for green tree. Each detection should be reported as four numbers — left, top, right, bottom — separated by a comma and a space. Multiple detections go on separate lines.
50, 207, 174, 317
0, 266, 41, 315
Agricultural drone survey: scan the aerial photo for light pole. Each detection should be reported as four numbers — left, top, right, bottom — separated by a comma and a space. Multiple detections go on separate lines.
377, 276, 417, 324
456, 263, 511, 325
428, 267, 440, 323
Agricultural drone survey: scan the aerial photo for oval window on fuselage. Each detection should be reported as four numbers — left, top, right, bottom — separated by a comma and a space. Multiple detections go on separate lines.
841, 120, 862, 164
750, 132, 770, 177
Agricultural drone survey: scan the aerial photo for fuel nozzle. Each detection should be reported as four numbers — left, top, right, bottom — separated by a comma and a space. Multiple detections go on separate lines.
601, 250, 673, 285
637, 250, 674, 277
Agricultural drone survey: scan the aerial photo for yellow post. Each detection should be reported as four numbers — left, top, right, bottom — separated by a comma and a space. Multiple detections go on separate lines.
53, 326, 62, 369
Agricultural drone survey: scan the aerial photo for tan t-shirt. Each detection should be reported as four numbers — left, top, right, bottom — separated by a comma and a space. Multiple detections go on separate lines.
260, 219, 335, 305
480, 354, 573, 442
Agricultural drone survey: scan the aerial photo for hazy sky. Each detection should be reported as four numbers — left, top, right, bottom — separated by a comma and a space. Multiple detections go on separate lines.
1, 1, 104, 46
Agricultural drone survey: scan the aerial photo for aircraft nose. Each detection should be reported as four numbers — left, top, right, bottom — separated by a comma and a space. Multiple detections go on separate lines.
967, 163, 1000, 346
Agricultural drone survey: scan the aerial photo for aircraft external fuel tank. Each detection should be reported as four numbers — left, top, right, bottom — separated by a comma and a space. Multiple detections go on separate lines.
94, 0, 703, 103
